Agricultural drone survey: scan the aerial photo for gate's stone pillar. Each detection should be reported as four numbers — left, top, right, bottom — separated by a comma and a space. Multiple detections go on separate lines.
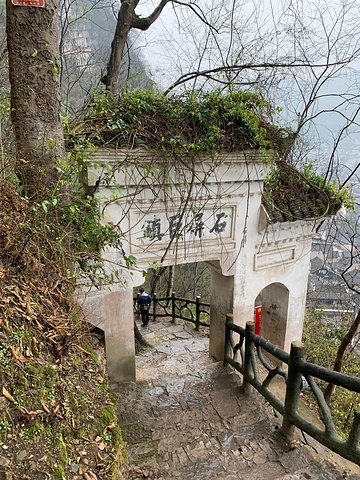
104, 288, 135, 383
208, 261, 234, 361
283, 287, 308, 353
79, 287, 136, 383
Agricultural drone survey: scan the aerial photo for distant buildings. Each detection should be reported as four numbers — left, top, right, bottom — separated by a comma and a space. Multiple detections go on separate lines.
307, 236, 360, 320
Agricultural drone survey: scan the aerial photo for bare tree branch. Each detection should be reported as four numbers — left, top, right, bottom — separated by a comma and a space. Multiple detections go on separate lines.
171, 0, 219, 34
164, 60, 350, 95
131, 0, 169, 30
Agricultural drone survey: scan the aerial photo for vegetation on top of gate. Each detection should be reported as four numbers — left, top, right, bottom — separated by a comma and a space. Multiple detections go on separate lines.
66, 89, 352, 219
263, 159, 353, 222
66, 89, 292, 154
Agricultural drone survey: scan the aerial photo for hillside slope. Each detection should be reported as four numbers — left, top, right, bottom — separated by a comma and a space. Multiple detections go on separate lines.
0, 182, 127, 480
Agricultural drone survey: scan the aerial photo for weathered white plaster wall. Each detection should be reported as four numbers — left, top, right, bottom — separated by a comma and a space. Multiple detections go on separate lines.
261, 283, 289, 353
231, 218, 315, 351
84, 149, 270, 271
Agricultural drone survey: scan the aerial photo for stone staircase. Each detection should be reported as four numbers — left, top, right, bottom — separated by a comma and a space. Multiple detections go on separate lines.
112, 320, 360, 480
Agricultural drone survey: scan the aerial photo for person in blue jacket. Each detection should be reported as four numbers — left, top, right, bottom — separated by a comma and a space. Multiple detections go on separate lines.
137, 288, 152, 327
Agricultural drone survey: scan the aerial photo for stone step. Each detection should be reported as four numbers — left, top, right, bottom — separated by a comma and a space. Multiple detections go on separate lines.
116, 361, 287, 479
114, 327, 360, 480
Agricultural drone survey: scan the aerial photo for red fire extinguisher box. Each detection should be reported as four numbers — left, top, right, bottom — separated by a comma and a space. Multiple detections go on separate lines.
255, 306, 262, 335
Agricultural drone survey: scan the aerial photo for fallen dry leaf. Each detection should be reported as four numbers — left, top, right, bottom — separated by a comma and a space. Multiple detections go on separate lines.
4, 238, 12, 250
2, 386, 15, 403
26, 410, 43, 420
76, 345, 92, 356
9, 345, 18, 359
41, 402, 50, 413
26, 301, 32, 315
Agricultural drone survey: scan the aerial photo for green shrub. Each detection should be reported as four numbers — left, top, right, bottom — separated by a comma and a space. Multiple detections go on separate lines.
302, 308, 360, 436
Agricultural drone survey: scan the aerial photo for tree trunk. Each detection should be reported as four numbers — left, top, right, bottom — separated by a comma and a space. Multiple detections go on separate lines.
150, 266, 167, 297
324, 309, 360, 405
134, 319, 151, 347
6, 0, 64, 202
193, 262, 198, 298
166, 265, 174, 298
105, 0, 136, 96
104, 0, 169, 95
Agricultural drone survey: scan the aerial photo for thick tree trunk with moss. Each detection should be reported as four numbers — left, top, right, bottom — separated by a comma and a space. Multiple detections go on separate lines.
6, 0, 64, 202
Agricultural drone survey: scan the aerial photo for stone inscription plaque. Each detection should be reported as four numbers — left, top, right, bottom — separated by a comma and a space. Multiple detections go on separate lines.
130, 206, 235, 250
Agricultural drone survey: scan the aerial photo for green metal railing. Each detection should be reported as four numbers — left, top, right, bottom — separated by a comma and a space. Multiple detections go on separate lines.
134, 292, 210, 330
225, 315, 360, 466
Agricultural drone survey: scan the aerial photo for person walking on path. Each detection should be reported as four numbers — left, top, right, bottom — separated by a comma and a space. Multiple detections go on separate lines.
137, 288, 152, 327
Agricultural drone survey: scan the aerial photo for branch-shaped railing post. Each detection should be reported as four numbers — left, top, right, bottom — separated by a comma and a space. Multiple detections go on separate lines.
134, 293, 139, 313
243, 321, 255, 395
224, 314, 233, 365
347, 410, 360, 450
281, 341, 305, 441
153, 293, 157, 321
224, 319, 360, 465
195, 296, 201, 331
171, 291, 177, 324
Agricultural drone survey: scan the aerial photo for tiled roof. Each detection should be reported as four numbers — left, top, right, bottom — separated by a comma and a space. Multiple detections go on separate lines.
262, 162, 340, 224
262, 193, 333, 223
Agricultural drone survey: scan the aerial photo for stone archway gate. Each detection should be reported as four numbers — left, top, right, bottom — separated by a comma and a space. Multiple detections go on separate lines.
78, 148, 318, 382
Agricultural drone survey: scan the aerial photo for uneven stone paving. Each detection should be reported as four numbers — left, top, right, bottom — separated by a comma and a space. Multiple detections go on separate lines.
112, 319, 360, 480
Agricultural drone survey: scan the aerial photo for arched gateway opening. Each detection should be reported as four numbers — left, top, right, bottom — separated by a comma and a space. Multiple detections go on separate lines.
134, 262, 211, 334
134, 260, 232, 364
254, 283, 289, 351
